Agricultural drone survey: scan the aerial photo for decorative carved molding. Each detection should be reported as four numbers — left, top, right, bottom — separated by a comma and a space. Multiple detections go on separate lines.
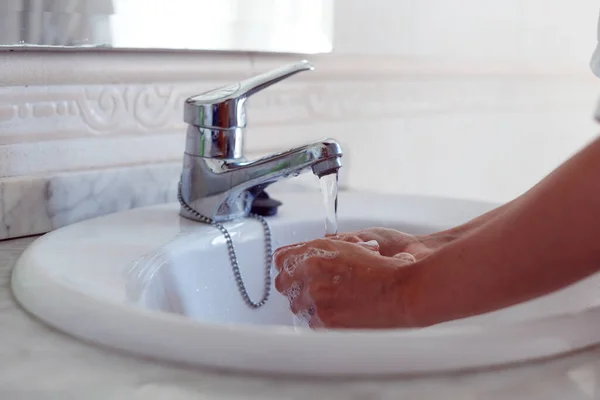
0, 70, 596, 177
0, 82, 219, 142
0, 76, 595, 145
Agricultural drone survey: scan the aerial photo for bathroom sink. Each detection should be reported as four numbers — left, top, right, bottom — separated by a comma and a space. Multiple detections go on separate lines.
11, 191, 600, 376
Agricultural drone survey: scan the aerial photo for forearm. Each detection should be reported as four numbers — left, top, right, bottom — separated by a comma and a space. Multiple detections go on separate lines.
427, 198, 519, 243
410, 136, 600, 326
416, 197, 521, 253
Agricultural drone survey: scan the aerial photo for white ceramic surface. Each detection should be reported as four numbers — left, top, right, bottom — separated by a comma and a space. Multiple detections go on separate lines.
11, 191, 600, 377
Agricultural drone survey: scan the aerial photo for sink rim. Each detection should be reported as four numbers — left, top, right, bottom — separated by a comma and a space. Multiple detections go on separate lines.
13, 190, 600, 376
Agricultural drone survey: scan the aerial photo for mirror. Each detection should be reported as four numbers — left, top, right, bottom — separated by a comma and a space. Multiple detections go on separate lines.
0, 0, 334, 54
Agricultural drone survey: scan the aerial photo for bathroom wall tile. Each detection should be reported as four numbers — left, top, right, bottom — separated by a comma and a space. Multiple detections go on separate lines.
0, 163, 179, 239
0, 176, 51, 239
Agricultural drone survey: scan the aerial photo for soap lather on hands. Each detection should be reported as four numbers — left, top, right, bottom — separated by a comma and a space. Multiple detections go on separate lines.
274, 134, 600, 330
273, 228, 441, 329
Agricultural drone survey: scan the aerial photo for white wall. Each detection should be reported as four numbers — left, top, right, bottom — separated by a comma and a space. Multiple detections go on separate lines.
328, 0, 600, 202
335, 0, 597, 70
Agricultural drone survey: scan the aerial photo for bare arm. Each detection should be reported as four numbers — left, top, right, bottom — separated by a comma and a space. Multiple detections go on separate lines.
425, 197, 521, 244
410, 135, 600, 326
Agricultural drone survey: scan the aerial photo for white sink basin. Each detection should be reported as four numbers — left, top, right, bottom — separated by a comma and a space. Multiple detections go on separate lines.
11, 191, 600, 376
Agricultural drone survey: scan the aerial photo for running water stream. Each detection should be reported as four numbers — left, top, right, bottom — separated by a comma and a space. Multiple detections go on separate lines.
319, 172, 339, 236
293, 171, 339, 329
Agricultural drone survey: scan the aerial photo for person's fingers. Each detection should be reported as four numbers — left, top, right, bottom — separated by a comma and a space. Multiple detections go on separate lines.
275, 235, 345, 270
272, 243, 307, 272
274, 267, 298, 293
308, 307, 325, 329
327, 234, 362, 243
355, 231, 393, 254
355, 239, 380, 253
275, 241, 308, 253
331, 234, 381, 255
404, 243, 434, 260
392, 252, 417, 266
412, 251, 431, 261
278, 239, 342, 277
279, 279, 302, 308
355, 231, 379, 242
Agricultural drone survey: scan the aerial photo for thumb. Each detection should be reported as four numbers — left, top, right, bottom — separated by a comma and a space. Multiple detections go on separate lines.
356, 240, 381, 253
392, 252, 417, 266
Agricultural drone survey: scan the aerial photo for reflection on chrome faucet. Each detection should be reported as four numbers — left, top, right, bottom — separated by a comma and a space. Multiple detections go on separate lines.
179, 60, 343, 223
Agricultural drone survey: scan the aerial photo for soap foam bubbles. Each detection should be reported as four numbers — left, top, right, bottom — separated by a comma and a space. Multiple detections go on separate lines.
284, 281, 315, 330
284, 281, 301, 301
282, 247, 337, 276
293, 306, 316, 330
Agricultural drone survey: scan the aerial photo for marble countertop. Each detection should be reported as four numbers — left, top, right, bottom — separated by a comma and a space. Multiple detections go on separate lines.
2, 237, 600, 399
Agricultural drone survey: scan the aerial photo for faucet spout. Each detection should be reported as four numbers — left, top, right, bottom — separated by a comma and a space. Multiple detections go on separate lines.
180, 139, 342, 222
231, 139, 342, 187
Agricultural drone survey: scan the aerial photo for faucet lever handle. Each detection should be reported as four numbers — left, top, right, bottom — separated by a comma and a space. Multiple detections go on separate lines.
235, 60, 314, 100
184, 60, 314, 130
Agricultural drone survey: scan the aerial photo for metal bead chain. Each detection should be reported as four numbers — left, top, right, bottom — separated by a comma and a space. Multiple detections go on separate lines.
177, 181, 272, 309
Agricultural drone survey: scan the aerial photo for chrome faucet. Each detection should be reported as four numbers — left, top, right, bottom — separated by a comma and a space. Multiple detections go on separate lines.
179, 60, 343, 223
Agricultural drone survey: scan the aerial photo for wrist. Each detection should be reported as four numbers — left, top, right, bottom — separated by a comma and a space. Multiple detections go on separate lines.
392, 260, 437, 328
397, 250, 469, 328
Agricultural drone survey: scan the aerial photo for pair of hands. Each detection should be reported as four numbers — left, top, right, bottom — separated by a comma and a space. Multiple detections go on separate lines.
273, 228, 447, 329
